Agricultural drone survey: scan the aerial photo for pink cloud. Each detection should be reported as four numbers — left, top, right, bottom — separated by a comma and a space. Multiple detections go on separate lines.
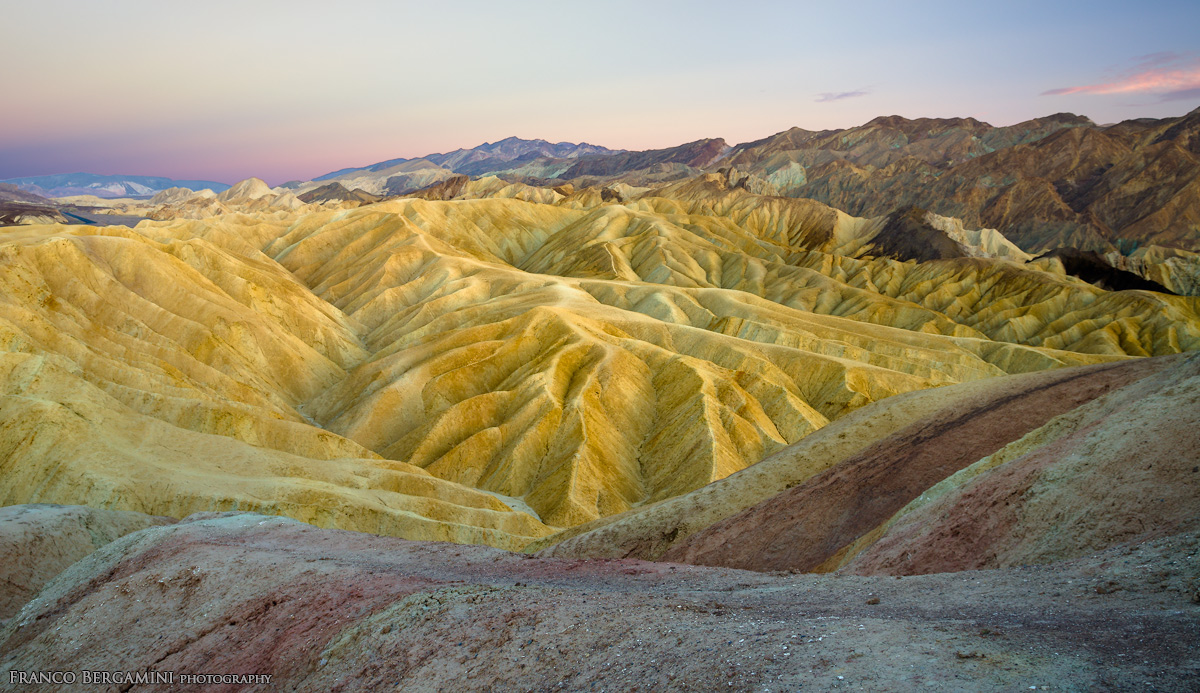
1043, 54, 1200, 98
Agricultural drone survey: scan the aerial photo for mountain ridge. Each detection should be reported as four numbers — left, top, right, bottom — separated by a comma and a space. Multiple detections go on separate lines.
291, 109, 1196, 256
312, 137, 623, 183
2, 172, 231, 199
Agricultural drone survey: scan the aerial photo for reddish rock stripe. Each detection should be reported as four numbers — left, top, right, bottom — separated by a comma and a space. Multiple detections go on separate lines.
660, 356, 1172, 573
848, 353, 1200, 574
848, 420, 1104, 576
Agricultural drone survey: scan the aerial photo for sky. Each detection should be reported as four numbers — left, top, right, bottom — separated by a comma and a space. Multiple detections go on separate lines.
2, 0, 1199, 185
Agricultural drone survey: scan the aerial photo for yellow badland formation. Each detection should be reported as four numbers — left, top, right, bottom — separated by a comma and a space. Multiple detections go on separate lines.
2, 174, 1198, 549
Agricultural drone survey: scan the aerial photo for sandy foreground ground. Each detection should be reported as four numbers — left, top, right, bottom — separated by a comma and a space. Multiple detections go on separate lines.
0, 511, 1196, 692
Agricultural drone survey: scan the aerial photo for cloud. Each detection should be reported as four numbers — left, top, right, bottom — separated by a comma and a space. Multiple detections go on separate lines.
815, 90, 869, 103
1128, 52, 1185, 70
1042, 53, 1200, 98
1160, 86, 1200, 103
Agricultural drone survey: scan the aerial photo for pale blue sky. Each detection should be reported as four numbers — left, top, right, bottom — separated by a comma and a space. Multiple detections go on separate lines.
2, 0, 1198, 183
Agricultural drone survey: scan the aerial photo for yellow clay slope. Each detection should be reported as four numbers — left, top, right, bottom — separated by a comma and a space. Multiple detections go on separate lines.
1, 188, 1197, 544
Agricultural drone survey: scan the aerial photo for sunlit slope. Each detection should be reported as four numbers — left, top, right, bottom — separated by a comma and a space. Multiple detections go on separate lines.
261, 198, 1194, 526
0, 352, 555, 550
0, 222, 369, 458
2, 190, 1197, 537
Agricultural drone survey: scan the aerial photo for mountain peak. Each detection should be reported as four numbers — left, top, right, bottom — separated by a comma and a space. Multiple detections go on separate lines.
1041, 112, 1094, 126
217, 177, 273, 201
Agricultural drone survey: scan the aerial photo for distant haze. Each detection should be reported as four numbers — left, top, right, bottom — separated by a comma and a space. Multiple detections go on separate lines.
3, 0, 1198, 185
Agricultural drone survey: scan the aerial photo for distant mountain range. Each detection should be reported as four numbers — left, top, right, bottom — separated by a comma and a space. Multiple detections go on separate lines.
717, 109, 1200, 253
312, 137, 622, 182
289, 108, 1200, 254
449, 109, 1200, 254
7, 107, 1199, 255
2, 173, 231, 199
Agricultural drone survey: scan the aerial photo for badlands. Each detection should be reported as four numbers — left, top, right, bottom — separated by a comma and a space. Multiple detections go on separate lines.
2, 119, 1199, 690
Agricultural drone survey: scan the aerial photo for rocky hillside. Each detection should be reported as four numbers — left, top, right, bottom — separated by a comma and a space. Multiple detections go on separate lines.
1, 508, 1196, 691
421, 110, 1200, 256
2, 174, 1197, 548
713, 108, 1200, 254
